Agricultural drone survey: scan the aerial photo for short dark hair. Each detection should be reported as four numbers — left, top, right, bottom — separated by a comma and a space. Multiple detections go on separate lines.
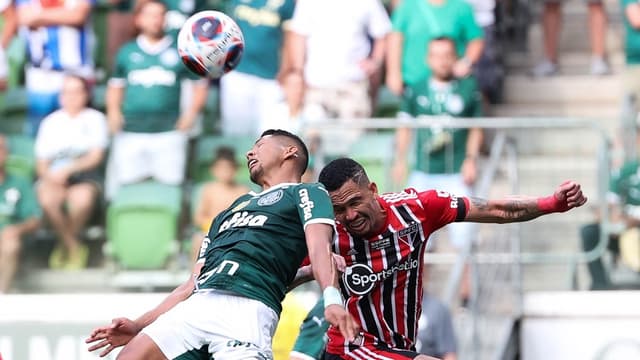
318, 158, 369, 192
260, 129, 309, 175
212, 146, 237, 167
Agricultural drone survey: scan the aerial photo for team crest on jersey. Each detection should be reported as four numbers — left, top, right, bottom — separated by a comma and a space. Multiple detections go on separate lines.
160, 49, 180, 67
396, 223, 421, 246
257, 189, 283, 206
232, 200, 251, 212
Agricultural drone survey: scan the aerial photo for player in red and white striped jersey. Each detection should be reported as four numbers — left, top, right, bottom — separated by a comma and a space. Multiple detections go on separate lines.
317, 158, 587, 359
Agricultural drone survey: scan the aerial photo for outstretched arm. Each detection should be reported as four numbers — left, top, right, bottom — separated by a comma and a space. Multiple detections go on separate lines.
464, 181, 587, 223
86, 262, 203, 356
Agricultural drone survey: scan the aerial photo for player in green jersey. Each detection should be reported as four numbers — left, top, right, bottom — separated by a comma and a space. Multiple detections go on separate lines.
86, 129, 358, 359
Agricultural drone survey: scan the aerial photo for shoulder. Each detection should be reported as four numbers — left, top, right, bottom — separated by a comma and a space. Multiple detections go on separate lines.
380, 188, 420, 204
82, 108, 107, 121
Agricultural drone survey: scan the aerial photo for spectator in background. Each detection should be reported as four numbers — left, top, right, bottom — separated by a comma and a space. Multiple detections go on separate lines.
217, 0, 295, 137
416, 268, 458, 360
35, 74, 108, 270
162, 0, 207, 34
106, 0, 136, 71
392, 37, 484, 305
16, 0, 94, 136
0, 134, 40, 293
531, 0, 609, 76
288, 0, 391, 145
0, 0, 17, 91
621, 0, 640, 102
190, 146, 249, 261
105, 0, 207, 199
386, 0, 484, 96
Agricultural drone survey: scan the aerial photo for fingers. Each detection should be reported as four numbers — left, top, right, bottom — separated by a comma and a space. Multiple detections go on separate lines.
100, 344, 117, 358
87, 339, 110, 352
85, 328, 108, 343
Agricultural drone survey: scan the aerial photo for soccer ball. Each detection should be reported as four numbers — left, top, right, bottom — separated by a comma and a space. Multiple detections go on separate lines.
177, 10, 244, 79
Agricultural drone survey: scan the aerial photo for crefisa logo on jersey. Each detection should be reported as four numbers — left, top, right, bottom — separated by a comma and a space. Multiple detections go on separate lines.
343, 259, 420, 295
258, 189, 283, 206
298, 188, 315, 221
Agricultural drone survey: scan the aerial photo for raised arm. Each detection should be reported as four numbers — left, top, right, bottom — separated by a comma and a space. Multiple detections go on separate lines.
305, 223, 358, 341
464, 181, 587, 223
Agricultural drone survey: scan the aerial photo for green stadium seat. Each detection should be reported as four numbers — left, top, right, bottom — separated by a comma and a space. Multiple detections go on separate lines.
105, 181, 183, 269
191, 135, 256, 186
6, 135, 35, 180
348, 132, 395, 193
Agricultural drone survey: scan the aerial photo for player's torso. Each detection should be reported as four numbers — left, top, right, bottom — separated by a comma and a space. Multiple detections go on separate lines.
0, 176, 29, 227
196, 184, 316, 312
331, 195, 430, 351
122, 39, 183, 93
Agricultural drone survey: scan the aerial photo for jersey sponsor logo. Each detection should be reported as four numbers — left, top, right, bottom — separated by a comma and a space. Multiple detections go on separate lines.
446, 94, 464, 114
298, 189, 315, 221
343, 259, 420, 295
234, 5, 281, 27
128, 66, 177, 88
129, 52, 144, 63
219, 211, 268, 232
257, 189, 283, 206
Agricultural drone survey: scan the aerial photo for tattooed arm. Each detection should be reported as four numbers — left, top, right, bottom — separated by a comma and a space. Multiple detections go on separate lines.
464, 181, 588, 223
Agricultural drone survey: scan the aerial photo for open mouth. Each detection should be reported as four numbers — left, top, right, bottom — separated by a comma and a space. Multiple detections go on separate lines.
348, 218, 366, 231
248, 159, 258, 170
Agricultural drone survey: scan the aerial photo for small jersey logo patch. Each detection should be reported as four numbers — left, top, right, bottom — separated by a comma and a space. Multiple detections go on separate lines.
257, 189, 283, 206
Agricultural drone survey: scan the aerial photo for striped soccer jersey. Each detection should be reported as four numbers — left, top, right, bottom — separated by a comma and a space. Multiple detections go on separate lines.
327, 188, 468, 356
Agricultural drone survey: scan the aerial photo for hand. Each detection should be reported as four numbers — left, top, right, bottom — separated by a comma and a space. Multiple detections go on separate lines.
107, 112, 124, 134
175, 114, 195, 132
461, 157, 477, 186
453, 59, 473, 78
46, 167, 72, 185
359, 58, 382, 78
332, 253, 346, 272
554, 180, 588, 211
385, 71, 404, 96
324, 304, 359, 342
391, 160, 407, 189
86, 317, 141, 357
18, 4, 41, 28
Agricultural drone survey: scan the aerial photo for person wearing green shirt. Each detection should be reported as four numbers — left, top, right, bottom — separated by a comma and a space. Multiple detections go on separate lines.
0, 135, 41, 293
86, 129, 358, 359
105, 0, 208, 199
392, 37, 483, 304
386, 0, 484, 95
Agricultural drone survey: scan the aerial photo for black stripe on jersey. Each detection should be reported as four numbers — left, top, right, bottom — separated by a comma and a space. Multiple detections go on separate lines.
394, 204, 423, 348
455, 196, 467, 222
352, 234, 379, 334
380, 226, 400, 347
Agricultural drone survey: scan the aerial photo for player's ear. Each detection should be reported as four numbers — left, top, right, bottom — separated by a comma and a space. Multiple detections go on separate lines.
368, 182, 379, 195
283, 145, 299, 161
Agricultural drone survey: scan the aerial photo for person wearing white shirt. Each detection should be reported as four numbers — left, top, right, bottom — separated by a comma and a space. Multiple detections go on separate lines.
34, 74, 108, 270
289, 0, 391, 152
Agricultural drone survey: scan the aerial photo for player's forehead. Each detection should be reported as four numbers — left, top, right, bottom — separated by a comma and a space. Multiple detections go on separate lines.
329, 180, 365, 205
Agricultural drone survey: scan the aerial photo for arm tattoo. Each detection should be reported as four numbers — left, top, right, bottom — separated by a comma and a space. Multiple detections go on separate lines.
469, 197, 542, 222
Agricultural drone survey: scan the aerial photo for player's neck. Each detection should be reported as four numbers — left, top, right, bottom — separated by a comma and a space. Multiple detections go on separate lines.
260, 172, 301, 190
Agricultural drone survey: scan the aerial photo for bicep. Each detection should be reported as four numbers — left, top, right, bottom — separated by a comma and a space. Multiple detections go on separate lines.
304, 223, 334, 250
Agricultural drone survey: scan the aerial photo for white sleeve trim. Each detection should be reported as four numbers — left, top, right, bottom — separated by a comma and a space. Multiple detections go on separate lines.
303, 218, 335, 230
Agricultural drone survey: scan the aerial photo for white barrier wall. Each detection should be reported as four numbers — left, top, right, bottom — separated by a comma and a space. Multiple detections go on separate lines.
0, 294, 168, 360
522, 291, 640, 360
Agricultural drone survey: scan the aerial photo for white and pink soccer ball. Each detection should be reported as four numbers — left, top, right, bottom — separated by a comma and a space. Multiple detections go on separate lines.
177, 10, 245, 79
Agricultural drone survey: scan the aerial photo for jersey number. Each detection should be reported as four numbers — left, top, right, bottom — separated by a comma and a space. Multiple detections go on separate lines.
197, 260, 240, 285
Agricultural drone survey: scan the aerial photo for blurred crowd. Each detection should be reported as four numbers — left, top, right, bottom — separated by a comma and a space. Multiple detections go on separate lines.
3, 0, 640, 357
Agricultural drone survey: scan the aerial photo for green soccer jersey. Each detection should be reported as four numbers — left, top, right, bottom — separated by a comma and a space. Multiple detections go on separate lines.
111, 35, 200, 133
218, 0, 295, 79
196, 182, 335, 314
0, 174, 40, 230
391, 0, 483, 85
400, 76, 482, 174
164, 0, 209, 34
292, 298, 329, 359
622, 0, 640, 64
610, 160, 640, 206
